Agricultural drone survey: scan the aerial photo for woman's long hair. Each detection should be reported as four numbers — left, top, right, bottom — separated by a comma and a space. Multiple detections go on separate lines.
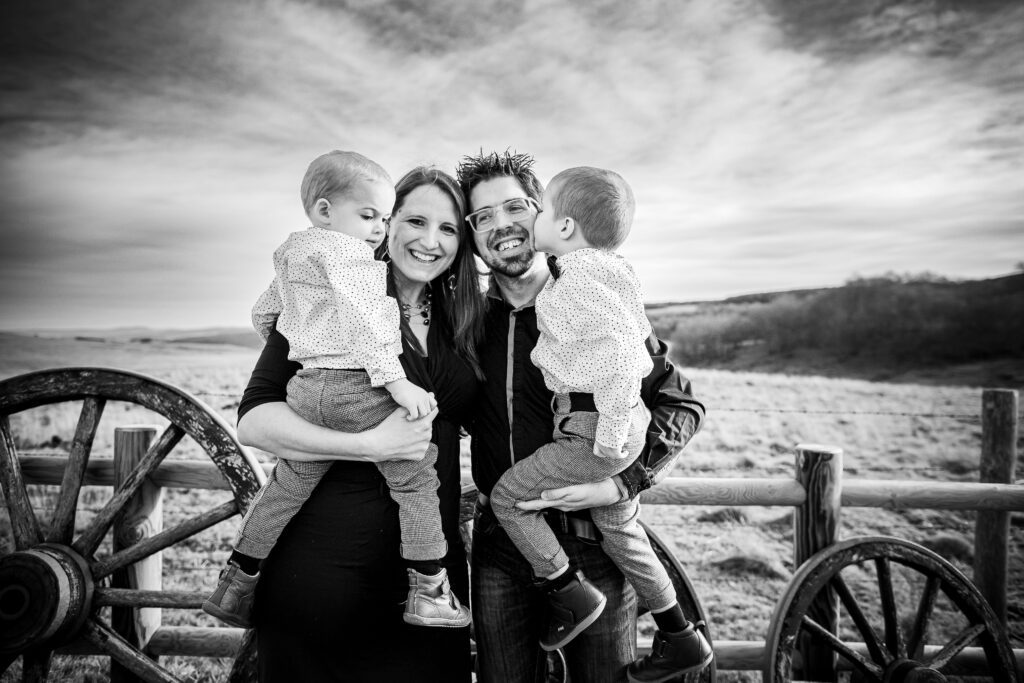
377, 166, 485, 380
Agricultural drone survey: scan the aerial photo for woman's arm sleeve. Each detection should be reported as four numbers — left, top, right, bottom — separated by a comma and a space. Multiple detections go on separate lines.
237, 328, 300, 422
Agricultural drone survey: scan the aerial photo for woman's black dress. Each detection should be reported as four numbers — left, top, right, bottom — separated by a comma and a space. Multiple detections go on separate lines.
238, 318, 477, 682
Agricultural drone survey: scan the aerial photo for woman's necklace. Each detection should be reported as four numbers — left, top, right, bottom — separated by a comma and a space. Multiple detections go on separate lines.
399, 288, 431, 326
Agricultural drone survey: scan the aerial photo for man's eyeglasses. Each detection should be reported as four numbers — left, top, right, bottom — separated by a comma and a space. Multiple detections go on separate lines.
466, 197, 541, 233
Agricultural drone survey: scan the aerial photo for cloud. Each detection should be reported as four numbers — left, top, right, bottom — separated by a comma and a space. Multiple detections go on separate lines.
1, 0, 1022, 327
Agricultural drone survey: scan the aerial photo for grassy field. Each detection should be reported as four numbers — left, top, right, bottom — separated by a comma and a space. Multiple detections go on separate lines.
0, 332, 1021, 681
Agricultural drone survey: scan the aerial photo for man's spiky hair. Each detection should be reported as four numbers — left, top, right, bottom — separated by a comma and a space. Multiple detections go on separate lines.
455, 149, 544, 203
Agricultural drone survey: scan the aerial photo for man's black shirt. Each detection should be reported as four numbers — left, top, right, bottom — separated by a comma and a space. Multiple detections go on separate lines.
470, 285, 705, 501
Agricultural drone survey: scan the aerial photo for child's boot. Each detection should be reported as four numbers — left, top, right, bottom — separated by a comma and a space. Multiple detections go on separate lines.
540, 571, 607, 651
627, 621, 714, 682
202, 561, 259, 629
404, 568, 471, 628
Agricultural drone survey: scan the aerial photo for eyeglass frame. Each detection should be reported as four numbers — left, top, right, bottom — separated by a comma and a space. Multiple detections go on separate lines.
465, 196, 542, 233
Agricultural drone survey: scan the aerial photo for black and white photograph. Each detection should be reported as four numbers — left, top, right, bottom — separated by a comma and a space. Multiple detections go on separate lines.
1, 1, 1022, 681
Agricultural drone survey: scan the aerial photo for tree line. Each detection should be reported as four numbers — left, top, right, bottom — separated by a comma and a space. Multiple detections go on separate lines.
652, 272, 1024, 370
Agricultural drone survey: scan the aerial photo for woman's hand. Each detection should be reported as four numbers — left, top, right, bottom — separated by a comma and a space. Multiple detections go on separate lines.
237, 401, 435, 463
367, 407, 438, 462
514, 478, 623, 511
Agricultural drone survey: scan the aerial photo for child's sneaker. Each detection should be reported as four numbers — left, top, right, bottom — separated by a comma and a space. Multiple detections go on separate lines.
627, 621, 714, 682
540, 571, 607, 651
403, 568, 471, 628
202, 561, 258, 629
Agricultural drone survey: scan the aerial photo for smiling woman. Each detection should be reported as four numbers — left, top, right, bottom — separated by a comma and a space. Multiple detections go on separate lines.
235, 165, 486, 683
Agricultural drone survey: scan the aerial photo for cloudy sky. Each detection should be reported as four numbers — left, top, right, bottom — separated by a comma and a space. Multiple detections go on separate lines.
1, 0, 1022, 330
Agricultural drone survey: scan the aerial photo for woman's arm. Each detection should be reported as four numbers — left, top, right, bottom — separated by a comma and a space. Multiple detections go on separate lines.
238, 401, 434, 463
237, 327, 434, 463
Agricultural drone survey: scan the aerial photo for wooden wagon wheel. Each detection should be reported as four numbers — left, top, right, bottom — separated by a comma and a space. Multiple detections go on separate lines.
763, 535, 1018, 683
456, 489, 715, 683
0, 367, 265, 683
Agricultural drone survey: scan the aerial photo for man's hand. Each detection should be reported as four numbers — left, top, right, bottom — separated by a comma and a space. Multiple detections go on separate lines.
515, 478, 623, 511
368, 407, 437, 462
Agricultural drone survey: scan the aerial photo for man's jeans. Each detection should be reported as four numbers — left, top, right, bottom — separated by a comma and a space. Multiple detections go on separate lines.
472, 501, 637, 683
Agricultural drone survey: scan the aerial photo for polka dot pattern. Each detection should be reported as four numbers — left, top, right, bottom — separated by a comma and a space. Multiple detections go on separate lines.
531, 248, 654, 451
252, 227, 405, 386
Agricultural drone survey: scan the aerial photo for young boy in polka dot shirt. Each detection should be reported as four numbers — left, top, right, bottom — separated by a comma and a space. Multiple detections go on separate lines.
203, 150, 470, 631
488, 167, 712, 681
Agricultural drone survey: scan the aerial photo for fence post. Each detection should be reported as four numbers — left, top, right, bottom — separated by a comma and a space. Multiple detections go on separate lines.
794, 444, 843, 681
974, 389, 1018, 626
111, 426, 164, 683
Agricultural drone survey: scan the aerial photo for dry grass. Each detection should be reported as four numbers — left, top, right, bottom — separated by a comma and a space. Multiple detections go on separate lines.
0, 335, 1021, 681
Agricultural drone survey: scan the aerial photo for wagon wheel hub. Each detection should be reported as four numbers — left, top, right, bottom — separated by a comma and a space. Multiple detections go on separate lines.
0, 543, 94, 655
884, 658, 947, 683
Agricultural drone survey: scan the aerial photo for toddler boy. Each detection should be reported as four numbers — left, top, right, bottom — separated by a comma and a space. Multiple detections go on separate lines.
203, 151, 469, 631
488, 167, 713, 682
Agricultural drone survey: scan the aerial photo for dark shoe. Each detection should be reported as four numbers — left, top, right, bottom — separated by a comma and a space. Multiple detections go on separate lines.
202, 561, 258, 629
627, 622, 714, 682
403, 569, 471, 628
540, 571, 607, 652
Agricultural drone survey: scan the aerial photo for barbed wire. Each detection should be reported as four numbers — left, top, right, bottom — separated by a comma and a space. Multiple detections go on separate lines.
185, 389, 1016, 421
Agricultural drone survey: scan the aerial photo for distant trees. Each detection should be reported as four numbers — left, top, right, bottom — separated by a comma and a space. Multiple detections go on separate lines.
656, 273, 1024, 370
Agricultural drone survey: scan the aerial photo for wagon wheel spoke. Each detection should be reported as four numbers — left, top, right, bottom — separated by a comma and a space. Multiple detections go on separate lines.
0, 417, 43, 549
46, 398, 105, 544
831, 573, 891, 665
94, 587, 206, 609
92, 498, 239, 579
907, 574, 939, 659
874, 556, 905, 657
801, 614, 884, 679
72, 423, 185, 557
81, 617, 178, 683
21, 648, 52, 683
925, 622, 985, 670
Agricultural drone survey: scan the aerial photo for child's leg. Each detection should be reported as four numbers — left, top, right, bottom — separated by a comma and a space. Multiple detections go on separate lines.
375, 443, 447, 563
489, 398, 634, 581
229, 368, 342, 561
589, 402, 676, 614
303, 368, 467, 627
233, 458, 331, 559
489, 437, 581, 579
595, 404, 714, 681
377, 431, 469, 628
589, 497, 675, 613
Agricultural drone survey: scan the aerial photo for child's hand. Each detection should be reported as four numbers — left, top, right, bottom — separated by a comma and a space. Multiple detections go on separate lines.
594, 441, 626, 459
385, 378, 437, 420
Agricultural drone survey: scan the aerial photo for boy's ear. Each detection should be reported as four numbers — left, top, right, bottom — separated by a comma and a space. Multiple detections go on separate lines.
559, 217, 577, 241
312, 198, 332, 223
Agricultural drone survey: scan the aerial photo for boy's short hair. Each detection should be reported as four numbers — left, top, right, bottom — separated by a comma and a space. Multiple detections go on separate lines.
549, 167, 635, 250
300, 150, 392, 215
455, 150, 544, 205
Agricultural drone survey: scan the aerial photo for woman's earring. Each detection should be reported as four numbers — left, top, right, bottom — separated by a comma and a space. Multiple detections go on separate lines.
447, 272, 457, 292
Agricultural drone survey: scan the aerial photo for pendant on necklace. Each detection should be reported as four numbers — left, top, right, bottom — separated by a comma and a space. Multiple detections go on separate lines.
399, 289, 431, 326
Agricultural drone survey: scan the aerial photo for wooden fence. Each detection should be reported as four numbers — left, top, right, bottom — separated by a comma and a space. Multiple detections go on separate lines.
14, 388, 1024, 677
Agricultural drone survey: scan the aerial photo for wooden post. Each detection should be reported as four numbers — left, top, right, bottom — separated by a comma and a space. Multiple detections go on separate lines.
973, 389, 1018, 626
794, 444, 843, 681
111, 426, 163, 683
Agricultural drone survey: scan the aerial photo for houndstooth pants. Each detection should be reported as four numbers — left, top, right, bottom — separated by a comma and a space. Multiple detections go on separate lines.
489, 393, 676, 612
234, 367, 447, 562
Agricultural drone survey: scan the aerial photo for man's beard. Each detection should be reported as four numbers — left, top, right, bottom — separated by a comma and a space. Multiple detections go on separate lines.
486, 249, 537, 278
480, 226, 538, 278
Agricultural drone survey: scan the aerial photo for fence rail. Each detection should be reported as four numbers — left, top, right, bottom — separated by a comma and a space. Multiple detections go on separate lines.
12, 388, 1024, 678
